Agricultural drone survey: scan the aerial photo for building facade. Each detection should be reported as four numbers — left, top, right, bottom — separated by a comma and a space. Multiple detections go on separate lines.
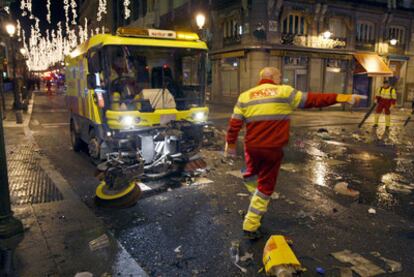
80, 0, 414, 107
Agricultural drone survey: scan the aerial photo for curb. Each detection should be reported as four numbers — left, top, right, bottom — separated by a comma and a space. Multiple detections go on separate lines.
22, 128, 148, 276
3, 93, 35, 128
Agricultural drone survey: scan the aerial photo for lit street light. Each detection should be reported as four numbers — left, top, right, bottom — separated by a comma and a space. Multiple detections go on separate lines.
195, 13, 206, 30
4, 22, 23, 123
390, 38, 398, 46
5, 23, 15, 37
20, 48, 27, 56
322, 30, 332, 39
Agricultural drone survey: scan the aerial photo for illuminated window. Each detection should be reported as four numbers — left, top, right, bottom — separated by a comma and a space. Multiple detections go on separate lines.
356, 22, 375, 42
282, 13, 307, 35
387, 26, 405, 45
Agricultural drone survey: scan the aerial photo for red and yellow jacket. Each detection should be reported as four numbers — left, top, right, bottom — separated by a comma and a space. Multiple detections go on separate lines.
226, 79, 339, 148
376, 87, 397, 105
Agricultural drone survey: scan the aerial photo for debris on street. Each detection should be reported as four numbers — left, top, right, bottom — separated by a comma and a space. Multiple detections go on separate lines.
184, 177, 214, 186
174, 245, 182, 253
368, 208, 377, 214
333, 182, 360, 198
239, 252, 254, 262
229, 240, 247, 273
331, 250, 385, 276
370, 252, 402, 273
226, 170, 244, 179
263, 236, 302, 276
338, 267, 353, 277
271, 192, 280, 200
74, 272, 93, 277
281, 163, 299, 173
88, 234, 110, 252
236, 193, 250, 197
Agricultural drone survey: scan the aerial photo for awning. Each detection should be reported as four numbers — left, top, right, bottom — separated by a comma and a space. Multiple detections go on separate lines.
353, 53, 393, 76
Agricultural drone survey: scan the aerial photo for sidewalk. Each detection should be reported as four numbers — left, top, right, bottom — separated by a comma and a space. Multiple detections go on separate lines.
1, 92, 147, 276
1, 90, 34, 128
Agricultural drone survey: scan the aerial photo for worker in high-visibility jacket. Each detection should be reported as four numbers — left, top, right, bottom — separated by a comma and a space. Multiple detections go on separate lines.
374, 80, 397, 129
224, 67, 362, 239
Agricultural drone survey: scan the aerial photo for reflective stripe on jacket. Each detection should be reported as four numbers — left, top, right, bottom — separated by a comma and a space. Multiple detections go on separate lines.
376, 87, 397, 100
226, 79, 338, 148
376, 87, 397, 105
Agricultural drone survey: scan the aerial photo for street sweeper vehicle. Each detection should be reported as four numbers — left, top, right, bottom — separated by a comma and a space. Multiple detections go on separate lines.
65, 27, 209, 207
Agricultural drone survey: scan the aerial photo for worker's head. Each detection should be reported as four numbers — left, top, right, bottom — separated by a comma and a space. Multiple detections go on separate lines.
383, 80, 390, 88
259, 67, 281, 84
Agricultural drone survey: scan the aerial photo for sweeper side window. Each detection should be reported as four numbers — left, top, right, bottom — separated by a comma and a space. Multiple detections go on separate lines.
104, 46, 206, 111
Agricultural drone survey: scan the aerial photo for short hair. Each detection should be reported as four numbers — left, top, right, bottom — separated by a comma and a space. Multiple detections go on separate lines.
383, 80, 389, 84
259, 67, 280, 80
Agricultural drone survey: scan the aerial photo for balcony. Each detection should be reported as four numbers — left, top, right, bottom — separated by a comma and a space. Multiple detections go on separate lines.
281, 33, 347, 49
388, 44, 406, 55
223, 36, 241, 47
355, 40, 376, 51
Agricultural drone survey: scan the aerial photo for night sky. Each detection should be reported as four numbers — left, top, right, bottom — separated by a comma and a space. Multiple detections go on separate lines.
10, 0, 69, 35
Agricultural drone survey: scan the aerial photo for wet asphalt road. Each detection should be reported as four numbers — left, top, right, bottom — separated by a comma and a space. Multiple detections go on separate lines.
23, 91, 414, 276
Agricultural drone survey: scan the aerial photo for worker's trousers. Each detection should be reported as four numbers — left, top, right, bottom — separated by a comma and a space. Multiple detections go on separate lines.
375, 99, 393, 127
242, 147, 283, 232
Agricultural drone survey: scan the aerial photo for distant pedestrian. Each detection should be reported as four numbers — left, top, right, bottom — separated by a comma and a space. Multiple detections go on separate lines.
373, 80, 397, 129
46, 79, 52, 95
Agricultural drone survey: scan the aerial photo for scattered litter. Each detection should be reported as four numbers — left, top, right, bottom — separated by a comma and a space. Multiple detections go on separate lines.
338, 268, 353, 277
263, 236, 302, 276
331, 250, 385, 276
316, 266, 325, 275
333, 182, 360, 198
271, 192, 280, 200
240, 252, 254, 262
238, 210, 246, 217
58, 215, 66, 220
281, 163, 299, 173
368, 208, 376, 214
174, 245, 182, 253
317, 132, 332, 140
89, 234, 110, 252
317, 128, 329, 133
370, 252, 402, 273
186, 177, 214, 186
74, 272, 93, 277
138, 182, 152, 191
230, 240, 247, 273
286, 199, 296, 205
226, 170, 244, 179
237, 193, 250, 197
386, 183, 414, 194
325, 159, 347, 166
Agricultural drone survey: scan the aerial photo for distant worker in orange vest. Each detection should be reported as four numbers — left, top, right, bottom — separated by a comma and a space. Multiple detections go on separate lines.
224, 67, 362, 239
373, 80, 397, 129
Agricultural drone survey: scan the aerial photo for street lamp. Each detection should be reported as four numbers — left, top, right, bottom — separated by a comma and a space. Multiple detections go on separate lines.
195, 13, 206, 30
322, 30, 332, 39
5, 23, 15, 37
19, 48, 26, 56
5, 22, 22, 122
389, 38, 398, 46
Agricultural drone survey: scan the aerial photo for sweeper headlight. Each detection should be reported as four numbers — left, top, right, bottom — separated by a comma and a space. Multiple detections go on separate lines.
192, 111, 207, 122
119, 116, 140, 128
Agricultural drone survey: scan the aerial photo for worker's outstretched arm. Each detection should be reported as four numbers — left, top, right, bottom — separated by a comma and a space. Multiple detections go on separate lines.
290, 89, 361, 109
225, 102, 244, 157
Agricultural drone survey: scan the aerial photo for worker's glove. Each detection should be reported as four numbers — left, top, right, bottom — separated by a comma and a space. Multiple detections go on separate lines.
336, 94, 366, 106
224, 142, 237, 158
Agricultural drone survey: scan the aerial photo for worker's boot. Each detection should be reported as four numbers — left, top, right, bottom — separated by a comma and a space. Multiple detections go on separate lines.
243, 190, 270, 240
